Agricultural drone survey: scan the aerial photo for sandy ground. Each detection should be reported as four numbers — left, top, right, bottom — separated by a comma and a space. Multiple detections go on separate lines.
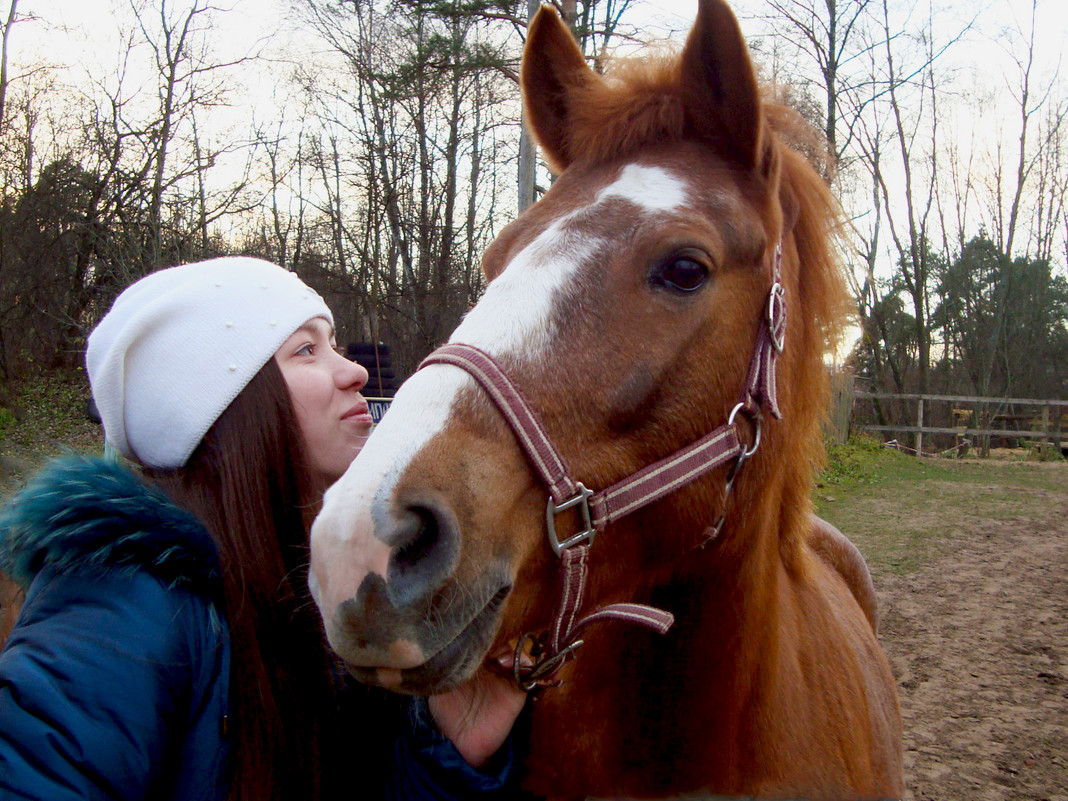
876, 483, 1068, 801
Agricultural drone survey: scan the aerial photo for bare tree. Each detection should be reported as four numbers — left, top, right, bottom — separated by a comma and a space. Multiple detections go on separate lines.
981, 0, 1065, 262
873, 0, 952, 395
755, 0, 881, 164
518, 0, 643, 213
517, 0, 539, 214
295, 0, 515, 370
1030, 103, 1067, 264
0, 0, 19, 134
128, 0, 255, 268
0, 0, 263, 376
252, 110, 314, 270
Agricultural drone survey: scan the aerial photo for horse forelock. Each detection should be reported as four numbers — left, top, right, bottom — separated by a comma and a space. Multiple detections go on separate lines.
545, 40, 847, 310
550, 46, 851, 355
561, 54, 689, 171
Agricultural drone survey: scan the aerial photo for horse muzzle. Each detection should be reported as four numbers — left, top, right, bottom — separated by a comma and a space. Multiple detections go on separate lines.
311, 488, 514, 694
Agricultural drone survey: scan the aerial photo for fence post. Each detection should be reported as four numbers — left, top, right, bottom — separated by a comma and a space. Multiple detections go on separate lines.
1040, 405, 1050, 460
1055, 405, 1063, 455
915, 397, 924, 456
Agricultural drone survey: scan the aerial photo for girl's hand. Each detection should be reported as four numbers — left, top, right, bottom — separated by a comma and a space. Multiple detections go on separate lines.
427, 650, 529, 768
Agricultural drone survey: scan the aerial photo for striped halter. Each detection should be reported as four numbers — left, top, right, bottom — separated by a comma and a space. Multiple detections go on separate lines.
418, 244, 785, 690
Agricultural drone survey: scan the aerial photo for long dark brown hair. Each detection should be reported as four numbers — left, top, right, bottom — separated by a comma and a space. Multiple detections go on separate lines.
148, 357, 337, 801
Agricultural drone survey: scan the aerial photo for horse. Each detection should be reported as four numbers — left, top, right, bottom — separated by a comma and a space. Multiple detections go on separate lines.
309, 1, 904, 797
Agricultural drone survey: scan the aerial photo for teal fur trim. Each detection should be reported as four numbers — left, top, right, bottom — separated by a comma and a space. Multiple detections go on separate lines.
0, 455, 221, 594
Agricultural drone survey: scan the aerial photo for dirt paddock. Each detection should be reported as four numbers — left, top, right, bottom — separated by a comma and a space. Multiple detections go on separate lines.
871, 467, 1067, 801
1, 445, 1065, 800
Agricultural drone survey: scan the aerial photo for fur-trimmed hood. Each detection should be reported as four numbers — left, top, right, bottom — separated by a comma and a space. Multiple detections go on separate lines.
0, 455, 221, 594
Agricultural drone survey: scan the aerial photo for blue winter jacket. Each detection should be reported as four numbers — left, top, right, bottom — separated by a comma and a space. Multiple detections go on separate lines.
0, 456, 515, 801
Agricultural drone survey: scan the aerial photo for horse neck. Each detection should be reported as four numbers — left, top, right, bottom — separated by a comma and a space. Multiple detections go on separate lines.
525, 465, 809, 793
674, 459, 806, 629
590, 450, 809, 665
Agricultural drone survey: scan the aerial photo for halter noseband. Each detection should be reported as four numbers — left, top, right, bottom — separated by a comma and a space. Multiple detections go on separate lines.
418, 244, 785, 690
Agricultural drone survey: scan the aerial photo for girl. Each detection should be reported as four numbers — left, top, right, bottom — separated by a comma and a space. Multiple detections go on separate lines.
0, 257, 526, 801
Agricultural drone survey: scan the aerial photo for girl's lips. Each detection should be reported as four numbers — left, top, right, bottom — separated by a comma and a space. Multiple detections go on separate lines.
342, 401, 373, 426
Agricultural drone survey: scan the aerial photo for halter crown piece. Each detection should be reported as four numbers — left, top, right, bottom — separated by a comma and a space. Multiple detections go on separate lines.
418, 243, 785, 691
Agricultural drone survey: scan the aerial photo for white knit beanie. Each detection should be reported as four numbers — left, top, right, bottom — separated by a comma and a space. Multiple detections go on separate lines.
86, 257, 333, 468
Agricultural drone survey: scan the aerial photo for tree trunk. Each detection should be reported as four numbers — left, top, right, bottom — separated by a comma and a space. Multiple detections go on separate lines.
0, 0, 19, 135
517, 0, 540, 215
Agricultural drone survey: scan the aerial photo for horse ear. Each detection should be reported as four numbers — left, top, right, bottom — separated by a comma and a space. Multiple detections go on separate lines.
680, 0, 765, 171
521, 5, 596, 172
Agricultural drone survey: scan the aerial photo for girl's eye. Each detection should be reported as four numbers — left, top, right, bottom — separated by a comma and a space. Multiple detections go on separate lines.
296, 343, 315, 357
651, 255, 710, 293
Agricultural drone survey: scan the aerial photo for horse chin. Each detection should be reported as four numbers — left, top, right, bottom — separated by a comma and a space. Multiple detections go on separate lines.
343, 582, 511, 695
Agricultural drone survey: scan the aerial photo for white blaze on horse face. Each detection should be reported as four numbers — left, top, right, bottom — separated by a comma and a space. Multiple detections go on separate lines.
311, 163, 690, 624
596, 163, 688, 213
453, 164, 689, 356
450, 216, 598, 356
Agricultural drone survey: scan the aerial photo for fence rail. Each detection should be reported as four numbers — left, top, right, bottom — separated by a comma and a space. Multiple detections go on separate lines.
857, 392, 1068, 407
853, 391, 1067, 456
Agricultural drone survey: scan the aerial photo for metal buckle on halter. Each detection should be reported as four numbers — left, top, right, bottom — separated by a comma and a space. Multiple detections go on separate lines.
513, 631, 585, 692
546, 482, 595, 557
767, 282, 786, 354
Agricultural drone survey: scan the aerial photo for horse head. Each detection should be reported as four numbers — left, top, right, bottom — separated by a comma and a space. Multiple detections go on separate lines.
311, 0, 849, 688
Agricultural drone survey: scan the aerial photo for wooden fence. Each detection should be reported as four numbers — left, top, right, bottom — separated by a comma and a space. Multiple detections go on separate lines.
826, 370, 855, 445
853, 392, 1068, 457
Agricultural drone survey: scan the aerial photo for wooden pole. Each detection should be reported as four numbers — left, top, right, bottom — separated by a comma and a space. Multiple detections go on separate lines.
517, 0, 540, 215
1042, 404, 1051, 460
915, 397, 924, 456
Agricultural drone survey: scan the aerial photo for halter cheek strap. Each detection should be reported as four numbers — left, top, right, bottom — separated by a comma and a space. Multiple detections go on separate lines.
417, 243, 785, 690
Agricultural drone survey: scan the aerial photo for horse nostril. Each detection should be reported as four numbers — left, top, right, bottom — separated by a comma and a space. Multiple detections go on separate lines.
392, 507, 440, 575
387, 504, 459, 608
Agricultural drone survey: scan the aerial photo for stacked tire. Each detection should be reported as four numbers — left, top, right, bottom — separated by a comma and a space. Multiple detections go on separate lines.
345, 342, 397, 399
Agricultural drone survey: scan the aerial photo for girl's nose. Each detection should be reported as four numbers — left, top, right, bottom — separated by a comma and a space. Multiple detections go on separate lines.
335, 351, 369, 391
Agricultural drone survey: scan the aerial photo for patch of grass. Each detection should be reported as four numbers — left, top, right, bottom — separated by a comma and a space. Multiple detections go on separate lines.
1, 370, 104, 499
813, 434, 1068, 576
818, 432, 913, 488
0, 407, 17, 435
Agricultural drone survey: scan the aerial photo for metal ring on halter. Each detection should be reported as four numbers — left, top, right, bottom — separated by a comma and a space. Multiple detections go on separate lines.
513, 631, 584, 692
727, 402, 762, 459
767, 282, 786, 354
513, 631, 539, 690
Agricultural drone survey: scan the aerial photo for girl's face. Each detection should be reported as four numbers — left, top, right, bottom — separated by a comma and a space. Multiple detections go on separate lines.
274, 317, 373, 483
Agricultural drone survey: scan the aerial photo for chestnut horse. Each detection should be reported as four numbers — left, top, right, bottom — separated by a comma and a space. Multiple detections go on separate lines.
310, 0, 903, 797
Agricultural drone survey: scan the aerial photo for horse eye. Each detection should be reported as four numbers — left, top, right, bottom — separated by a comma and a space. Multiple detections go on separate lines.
652, 257, 709, 293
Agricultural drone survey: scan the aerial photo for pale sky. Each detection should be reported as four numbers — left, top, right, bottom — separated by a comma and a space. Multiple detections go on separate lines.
13, 1, 1064, 110
11, 1, 1063, 204
22, 0, 1066, 67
